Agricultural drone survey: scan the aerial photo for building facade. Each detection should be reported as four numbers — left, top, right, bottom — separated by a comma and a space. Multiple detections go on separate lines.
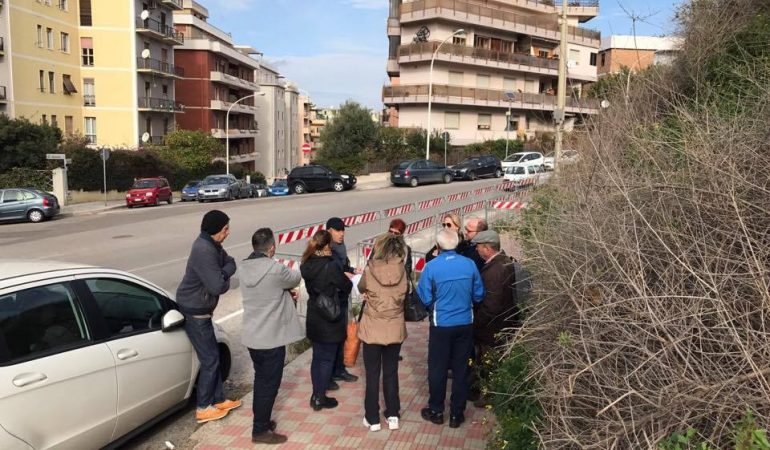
254, 63, 286, 180
597, 35, 682, 77
283, 83, 299, 171
383, 0, 602, 145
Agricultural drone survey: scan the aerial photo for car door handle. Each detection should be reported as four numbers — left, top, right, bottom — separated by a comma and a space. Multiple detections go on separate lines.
116, 349, 139, 360
13, 373, 48, 387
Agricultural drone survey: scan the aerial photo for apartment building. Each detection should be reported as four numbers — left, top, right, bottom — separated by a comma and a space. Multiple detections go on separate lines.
0, 1, 12, 117
383, 0, 602, 145
597, 35, 682, 76
299, 94, 313, 165
254, 63, 287, 179
284, 83, 299, 171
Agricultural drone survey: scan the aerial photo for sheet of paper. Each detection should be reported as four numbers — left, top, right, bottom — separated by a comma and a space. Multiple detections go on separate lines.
351, 273, 363, 297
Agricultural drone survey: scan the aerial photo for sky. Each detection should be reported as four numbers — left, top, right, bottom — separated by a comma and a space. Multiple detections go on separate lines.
203, 0, 685, 109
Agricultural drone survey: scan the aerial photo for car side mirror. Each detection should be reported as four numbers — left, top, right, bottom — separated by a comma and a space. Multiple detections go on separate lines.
162, 309, 185, 332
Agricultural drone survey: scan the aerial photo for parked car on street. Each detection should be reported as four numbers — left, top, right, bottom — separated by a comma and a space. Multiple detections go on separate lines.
0, 260, 233, 450
503, 163, 545, 188
126, 177, 173, 208
197, 174, 239, 202
286, 164, 356, 195
233, 180, 253, 199
543, 149, 580, 170
268, 179, 290, 196
501, 151, 545, 171
391, 159, 453, 187
180, 181, 201, 202
451, 155, 503, 180
251, 183, 268, 198
0, 188, 60, 223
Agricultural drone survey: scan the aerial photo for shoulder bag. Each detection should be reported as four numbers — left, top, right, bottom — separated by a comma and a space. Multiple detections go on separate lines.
404, 277, 429, 322
314, 263, 341, 322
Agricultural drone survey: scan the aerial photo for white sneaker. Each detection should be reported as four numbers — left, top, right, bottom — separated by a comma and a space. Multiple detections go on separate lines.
363, 417, 381, 432
387, 416, 399, 430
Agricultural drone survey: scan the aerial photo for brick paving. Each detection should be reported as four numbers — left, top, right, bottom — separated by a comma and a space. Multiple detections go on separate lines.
190, 321, 495, 449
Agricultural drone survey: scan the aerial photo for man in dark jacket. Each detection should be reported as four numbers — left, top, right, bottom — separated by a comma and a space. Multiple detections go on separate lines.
177, 210, 240, 424
325, 217, 359, 383
460, 216, 489, 270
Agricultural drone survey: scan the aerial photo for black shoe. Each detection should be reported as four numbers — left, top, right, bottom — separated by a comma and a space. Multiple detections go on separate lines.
398, 355, 403, 361
310, 394, 339, 411
252, 430, 288, 445
449, 414, 465, 428
327, 380, 340, 391
269, 420, 277, 431
333, 371, 359, 382
420, 407, 444, 425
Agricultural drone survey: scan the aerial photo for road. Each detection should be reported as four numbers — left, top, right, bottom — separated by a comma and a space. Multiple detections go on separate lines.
0, 179, 503, 449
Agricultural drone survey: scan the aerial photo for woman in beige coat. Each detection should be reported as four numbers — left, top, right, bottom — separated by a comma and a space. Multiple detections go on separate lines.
357, 234, 408, 432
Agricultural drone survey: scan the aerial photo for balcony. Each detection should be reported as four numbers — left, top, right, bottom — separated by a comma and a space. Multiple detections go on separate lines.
210, 128, 258, 139
387, 17, 400, 36
231, 152, 258, 164
398, 41, 559, 76
387, 58, 400, 77
209, 71, 259, 91
139, 135, 167, 146
382, 84, 599, 114
137, 97, 184, 113
0, 86, 6, 102
400, 0, 600, 48
210, 99, 258, 115
161, 0, 183, 10
135, 17, 184, 45
137, 57, 184, 78
83, 95, 95, 107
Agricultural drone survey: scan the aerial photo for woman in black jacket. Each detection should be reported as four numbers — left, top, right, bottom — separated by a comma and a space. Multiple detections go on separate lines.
301, 230, 353, 411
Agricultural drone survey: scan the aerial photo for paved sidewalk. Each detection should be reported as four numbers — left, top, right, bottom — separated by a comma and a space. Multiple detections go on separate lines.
189, 321, 495, 449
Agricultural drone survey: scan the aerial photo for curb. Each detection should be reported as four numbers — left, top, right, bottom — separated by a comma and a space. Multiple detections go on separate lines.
60, 204, 126, 217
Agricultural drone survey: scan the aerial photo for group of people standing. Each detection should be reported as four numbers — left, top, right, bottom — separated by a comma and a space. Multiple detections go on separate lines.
175, 209, 519, 444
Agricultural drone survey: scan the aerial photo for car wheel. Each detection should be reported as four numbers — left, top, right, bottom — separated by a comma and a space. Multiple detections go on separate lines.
332, 180, 344, 192
495, 168, 503, 178
541, 164, 545, 172
198, 199, 204, 203
167, 195, 173, 205
154, 197, 160, 206
292, 183, 306, 194
127, 204, 134, 209
27, 209, 45, 223
409, 177, 419, 188
443, 173, 452, 184
469, 171, 477, 181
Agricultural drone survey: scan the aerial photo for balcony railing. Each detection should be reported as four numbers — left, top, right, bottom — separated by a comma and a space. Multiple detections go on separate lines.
140, 135, 167, 145
136, 57, 184, 77
210, 71, 259, 90
0, 86, 6, 101
382, 84, 600, 112
160, 0, 183, 10
400, 0, 600, 45
135, 17, 184, 44
83, 95, 95, 106
138, 97, 184, 112
399, 41, 559, 71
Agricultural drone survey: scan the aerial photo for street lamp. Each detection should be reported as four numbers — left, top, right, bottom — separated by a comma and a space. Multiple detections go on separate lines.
226, 91, 266, 175
426, 28, 465, 160
504, 91, 515, 159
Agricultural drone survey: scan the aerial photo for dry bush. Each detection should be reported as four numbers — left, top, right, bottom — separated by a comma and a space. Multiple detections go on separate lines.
511, 0, 770, 448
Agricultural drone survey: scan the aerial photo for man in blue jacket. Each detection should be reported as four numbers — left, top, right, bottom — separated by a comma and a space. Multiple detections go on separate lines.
417, 229, 485, 429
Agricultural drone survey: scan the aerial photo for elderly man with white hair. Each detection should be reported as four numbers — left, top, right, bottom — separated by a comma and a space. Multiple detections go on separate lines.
417, 229, 485, 429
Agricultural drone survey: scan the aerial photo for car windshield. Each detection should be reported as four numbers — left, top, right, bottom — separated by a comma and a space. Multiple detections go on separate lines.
395, 161, 412, 169
132, 180, 158, 189
506, 166, 526, 175
203, 177, 230, 185
184, 181, 200, 189
504, 154, 526, 162
273, 179, 287, 187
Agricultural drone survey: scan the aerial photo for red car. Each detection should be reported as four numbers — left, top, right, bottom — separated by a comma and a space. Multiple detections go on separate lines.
125, 177, 173, 208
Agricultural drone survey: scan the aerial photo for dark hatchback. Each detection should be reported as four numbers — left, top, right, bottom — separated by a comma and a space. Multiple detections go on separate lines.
287, 164, 356, 195
451, 155, 503, 180
0, 188, 60, 223
390, 159, 453, 187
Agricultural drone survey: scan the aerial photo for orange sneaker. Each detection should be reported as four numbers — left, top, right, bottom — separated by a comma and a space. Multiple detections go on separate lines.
196, 406, 228, 424
214, 399, 242, 411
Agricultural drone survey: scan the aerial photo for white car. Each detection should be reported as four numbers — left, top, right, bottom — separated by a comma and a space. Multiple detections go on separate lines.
503, 163, 545, 188
502, 151, 545, 171
543, 149, 579, 170
0, 260, 232, 450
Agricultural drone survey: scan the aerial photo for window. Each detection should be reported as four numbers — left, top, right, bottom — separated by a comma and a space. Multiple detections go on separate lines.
452, 36, 466, 46
590, 52, 597, 66
2, 189, 22, 203
79, 0, 92, 26
83, 78, 95, 106
538, 49, 549, 59
60, 32, 69, 52
38, 70, 46, 92
84, 117, 96, 144
600, 52, 606, 67
445, 111, 460, 130
81, 37, 94, 66
569, 49, 580, 66
51, 115, 58, 129
0, 283, 89, 364
62, 74, 77, 94
58, 0, 68, 10
476, 74, 490, 89
448, 71, 463, 86
503, 77, 516, 91
477, 113, 491, 130
474, 35, 490, 49
525, 79, 537, 93
84, 279, 165, 336
162, 84, 168, 97
506, 117, 518, 132
65, 116, 73, 135
36, 25, 44, 47
42, 114, 48, 125
46, 28, 54, 49
48, 72, 55, 93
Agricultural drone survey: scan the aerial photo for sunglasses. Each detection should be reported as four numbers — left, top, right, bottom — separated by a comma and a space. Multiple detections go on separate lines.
442, 222, 454, 228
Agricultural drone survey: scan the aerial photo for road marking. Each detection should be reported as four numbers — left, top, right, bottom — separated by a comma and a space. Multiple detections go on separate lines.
215, 308, 243, 324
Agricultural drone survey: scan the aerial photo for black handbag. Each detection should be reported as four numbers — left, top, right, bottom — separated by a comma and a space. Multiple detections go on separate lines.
404, 278, 429, 322
315, 263, 341, 322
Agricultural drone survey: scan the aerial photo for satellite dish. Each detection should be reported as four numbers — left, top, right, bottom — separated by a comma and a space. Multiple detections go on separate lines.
600, 100, 610, 109
141, 49, 151, 59
140, 10, 150, 20
141, 132, 150, 143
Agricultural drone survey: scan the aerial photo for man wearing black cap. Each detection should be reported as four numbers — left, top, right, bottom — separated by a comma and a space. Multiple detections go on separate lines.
326, 217, 360, 383
177, 210, 241, 424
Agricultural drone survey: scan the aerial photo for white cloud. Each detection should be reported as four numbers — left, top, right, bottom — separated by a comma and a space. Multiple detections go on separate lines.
345, 0, 388, 9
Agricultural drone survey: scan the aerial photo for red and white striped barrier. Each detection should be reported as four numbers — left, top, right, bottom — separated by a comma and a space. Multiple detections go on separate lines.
418, 197, 444, 210
498, 181, 516, 191
384, 203, 414, 217
276, 258, 300, 271
473, 186, 495, 196
362, 244, 374, 260
277, 223, 325, 245
441, 207, 462, 218
490, 201, 528, 210
406, 216, 435, 235
447, 191, 471, 202
414, 257, 426, 272
462, 201, 486, 214
342, 211, 378, 227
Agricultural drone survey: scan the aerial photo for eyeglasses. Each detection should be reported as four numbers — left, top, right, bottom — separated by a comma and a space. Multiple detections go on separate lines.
389, 229, 402, 236
442, 222, 454, 228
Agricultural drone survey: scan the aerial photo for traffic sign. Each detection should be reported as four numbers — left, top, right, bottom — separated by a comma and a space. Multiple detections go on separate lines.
100, 148, 111, 161
46, 153, 66, 160
302, 143, 312, 153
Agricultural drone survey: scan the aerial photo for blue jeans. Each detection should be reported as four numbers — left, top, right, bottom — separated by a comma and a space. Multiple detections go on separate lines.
248, 346, 285, 435
311, 341, 338, 396
183, 316, 224, 409
427, 324, 474, 416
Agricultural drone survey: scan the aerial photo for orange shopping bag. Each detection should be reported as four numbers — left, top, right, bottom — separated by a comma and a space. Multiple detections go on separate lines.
343, 319, 360, 367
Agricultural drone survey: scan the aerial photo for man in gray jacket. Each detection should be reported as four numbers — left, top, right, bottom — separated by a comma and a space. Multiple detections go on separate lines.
177, 210, 240, 424
241, 228, 303, 445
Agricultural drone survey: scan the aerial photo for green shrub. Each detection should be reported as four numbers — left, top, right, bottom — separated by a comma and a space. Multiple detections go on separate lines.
0, 167, 51, 190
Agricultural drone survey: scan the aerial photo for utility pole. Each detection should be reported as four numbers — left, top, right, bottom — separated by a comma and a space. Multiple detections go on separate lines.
554, 0, 568, 174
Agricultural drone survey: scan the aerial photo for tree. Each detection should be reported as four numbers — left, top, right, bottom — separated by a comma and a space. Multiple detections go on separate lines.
315, 101, 378, 174
0, 115, 61, 174
465, 139, 524, 160
152, 130, 223, 179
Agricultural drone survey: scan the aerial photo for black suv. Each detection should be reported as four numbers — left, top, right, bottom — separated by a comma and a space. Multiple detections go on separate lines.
451, 155, 503, 180
287, 164, 357, 194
